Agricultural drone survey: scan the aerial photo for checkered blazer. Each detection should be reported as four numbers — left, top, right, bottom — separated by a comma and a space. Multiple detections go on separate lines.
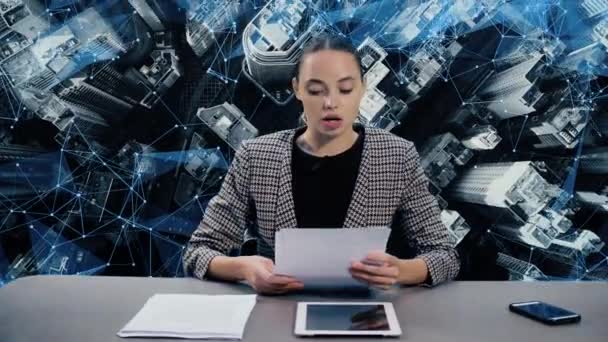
183, 125, 460, 286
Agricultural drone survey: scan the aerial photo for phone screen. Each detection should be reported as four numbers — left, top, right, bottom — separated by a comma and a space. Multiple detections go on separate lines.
511, 301, 579, 321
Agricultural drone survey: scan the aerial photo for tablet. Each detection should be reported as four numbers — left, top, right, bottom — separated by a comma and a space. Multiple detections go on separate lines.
294, 302, 401, 337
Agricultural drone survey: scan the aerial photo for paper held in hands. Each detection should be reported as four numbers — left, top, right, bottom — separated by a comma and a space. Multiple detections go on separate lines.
117, 294, 257, 339
273, 227, 391, 288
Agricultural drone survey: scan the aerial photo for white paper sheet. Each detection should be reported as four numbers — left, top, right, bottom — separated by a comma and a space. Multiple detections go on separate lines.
117, 294, 257, 339
273, 227, 391, 288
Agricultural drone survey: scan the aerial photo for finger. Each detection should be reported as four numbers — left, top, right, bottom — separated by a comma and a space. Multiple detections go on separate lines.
280, 279, 305, 288
350, 262, 399, 278
350, 272, 396, 287
258, 284, 291, 295
260, 280, 304, 295
365, 250, 389, 261
276, 281, 304, 292
254, 284, 282, 295
361, 259, 386, 267
270, 271, 303, 282
284, 282, 305, 291
267, 274, 302, 285
350, 270, 397, 286
364, 251, 397, 265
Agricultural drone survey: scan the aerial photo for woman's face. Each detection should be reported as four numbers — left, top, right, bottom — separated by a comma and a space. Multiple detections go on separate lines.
292, 49, 365, 138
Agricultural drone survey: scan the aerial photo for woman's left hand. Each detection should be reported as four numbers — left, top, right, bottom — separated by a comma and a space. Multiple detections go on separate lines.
349, 251, 401, 289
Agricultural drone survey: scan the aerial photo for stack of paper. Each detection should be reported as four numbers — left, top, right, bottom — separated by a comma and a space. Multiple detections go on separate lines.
117, 294, 257, 339
274, 227, 391, 288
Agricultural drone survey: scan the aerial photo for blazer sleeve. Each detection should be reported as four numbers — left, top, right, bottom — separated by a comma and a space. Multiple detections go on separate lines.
183, 141, 252, 279
396, 143, 460, 286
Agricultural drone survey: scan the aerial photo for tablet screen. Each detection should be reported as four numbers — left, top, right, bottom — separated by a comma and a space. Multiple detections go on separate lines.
306, 304, 390, 331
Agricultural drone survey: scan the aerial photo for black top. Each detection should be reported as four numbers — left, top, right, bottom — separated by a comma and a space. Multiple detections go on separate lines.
291, 125, 365, 228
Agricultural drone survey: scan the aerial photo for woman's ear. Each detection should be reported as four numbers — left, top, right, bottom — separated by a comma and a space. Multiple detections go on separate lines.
292, 77, 301, 100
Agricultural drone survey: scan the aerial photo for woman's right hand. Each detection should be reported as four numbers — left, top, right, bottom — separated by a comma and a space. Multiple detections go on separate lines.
241, 256, 304, 295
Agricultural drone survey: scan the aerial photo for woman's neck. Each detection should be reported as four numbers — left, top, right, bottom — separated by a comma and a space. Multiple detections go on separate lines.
297, 127, 359, 157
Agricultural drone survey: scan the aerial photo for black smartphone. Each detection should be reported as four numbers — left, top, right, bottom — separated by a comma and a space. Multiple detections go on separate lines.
509, 301, 581, 325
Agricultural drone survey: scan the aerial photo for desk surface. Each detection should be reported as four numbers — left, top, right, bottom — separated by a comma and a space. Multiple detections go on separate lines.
0, 275, 606, 342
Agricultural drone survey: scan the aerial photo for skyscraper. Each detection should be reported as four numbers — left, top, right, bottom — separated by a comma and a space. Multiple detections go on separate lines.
544, 230, 605, 262
242, 0, 322, 105
496, 252, 548, 280
449, 0, 503, 32
579, 0, 608, 19
478, 52, 547, 119
461, 125, 502, 150
524, 106, 589, 149
592, 17, 608, 50
419, 132, 473, 190
491, 210, 571, 249
357, 37, 409, 130
576, 191, 608, 213
128, 0, 165, 32
0, 8, 126, 95
54, 75, 133, 123
384, 0, 444, 46
183, 132, 225, 184
186, 0, 240, 57
440, 209, 471, 246
449, 161, 571, 248
449, 161, 560, 215
397, 40, 462, 101
196, 102, 258, 150
31, 93, 75, 131
138, 48, 182, 108
86, 66, 147, 107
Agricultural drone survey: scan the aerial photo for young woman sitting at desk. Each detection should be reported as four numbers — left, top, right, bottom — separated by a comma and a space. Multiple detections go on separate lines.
184, 33, 460, 294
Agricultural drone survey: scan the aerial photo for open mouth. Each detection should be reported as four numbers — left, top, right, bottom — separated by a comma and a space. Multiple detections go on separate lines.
322, 114, 342, 121
320, 115, 343, 129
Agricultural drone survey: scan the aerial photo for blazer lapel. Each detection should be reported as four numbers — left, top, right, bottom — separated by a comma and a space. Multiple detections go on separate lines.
274, 131, 298, 230
343, 128, 369, 228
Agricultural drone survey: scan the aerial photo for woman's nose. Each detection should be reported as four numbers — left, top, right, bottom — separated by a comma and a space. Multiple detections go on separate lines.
323, 94, 339, 109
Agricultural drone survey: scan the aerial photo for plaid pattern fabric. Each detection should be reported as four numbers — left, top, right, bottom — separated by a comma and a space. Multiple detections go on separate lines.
183, 125, 460, 286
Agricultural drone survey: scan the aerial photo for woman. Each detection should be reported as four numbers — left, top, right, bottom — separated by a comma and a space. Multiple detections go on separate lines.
183, 33, 460, 294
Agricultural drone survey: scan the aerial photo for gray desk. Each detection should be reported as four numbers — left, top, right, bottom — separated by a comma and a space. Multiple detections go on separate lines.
0, 275, 606, 342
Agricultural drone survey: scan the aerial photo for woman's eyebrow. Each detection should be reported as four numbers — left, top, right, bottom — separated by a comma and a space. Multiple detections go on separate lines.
305, 77, 354, 86
338, 76, 355, 82
305, 79, 326, 86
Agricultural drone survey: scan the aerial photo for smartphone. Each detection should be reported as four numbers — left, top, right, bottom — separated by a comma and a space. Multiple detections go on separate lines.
509, 301, 581, 325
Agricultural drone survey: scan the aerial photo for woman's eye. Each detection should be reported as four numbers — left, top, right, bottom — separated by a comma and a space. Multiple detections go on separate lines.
340, 89, 353, 94
307, 89, 323, 95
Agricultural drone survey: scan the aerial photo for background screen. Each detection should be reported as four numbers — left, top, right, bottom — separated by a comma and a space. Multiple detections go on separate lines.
1, 0, 607, 287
